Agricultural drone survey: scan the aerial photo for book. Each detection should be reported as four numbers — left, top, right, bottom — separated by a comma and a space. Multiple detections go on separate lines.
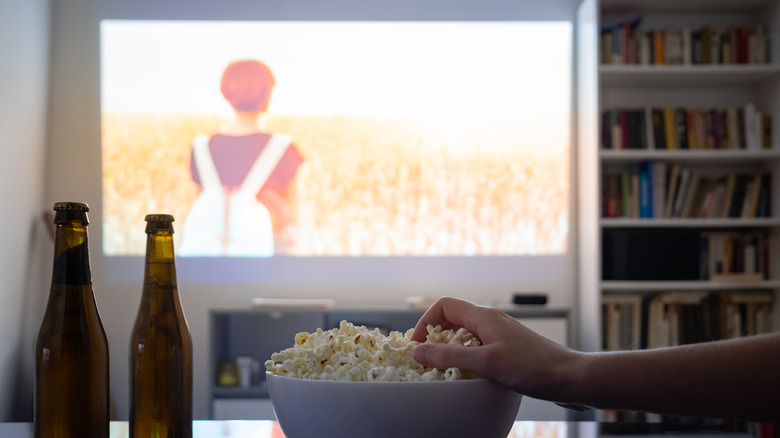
651, 109, 666, 149
664, 108, 677, 149
654, 30, 664, 65
621, 170, 631, 217
602, 295, 643, 351
728, 174, 752, 218
604, 173, 621, 218
762, 114, 772, 149
672, 168, 692, 217
680, 171, 701, 218
620, 109, 630, 149
744, 103, 762, 151
755, 173, 771, 217
711, 109, 723, 149
664, 164, 682, 217
647, 295, 668, 348
631, 173, 640, 218
675, 108, 689, 149
740, 173, 760, 218
719, 173, 737, 218
684, 175, 710, 218
686, 109, 697, 149
644, 107, 655, 149
700, 180, 724, 218
652, 161, 667, 218
602, 110, 614, 149
639, 162, 653, 218
612, 110, 623, 149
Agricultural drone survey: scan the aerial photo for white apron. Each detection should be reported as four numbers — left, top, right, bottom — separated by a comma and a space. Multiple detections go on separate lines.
179, 133, 291, 257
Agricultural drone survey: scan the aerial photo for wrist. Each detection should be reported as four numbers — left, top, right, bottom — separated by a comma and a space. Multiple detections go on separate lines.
557, 350, 595, 406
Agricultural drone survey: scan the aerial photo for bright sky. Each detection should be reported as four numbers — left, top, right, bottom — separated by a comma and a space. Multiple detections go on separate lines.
100, 20, 572, 119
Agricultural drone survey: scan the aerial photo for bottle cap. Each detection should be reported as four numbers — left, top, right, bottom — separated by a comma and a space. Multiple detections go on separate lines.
145, 214, 175, 223
53, 202, 89, 212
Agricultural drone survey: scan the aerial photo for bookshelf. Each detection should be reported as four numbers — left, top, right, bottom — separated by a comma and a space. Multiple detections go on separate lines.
576, 0, 780, 423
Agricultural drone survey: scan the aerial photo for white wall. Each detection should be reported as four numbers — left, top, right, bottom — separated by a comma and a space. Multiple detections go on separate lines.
45, 0, 581, 421
0, 0, 50, 422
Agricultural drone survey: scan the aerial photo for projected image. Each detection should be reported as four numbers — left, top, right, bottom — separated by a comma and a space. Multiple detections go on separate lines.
101, 21, 571, 257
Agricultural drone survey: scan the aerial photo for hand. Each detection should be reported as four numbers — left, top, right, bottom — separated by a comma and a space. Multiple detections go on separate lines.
412, 297, 584, 404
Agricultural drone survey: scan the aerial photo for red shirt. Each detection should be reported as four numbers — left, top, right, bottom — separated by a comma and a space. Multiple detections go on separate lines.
190, 133, 303, 195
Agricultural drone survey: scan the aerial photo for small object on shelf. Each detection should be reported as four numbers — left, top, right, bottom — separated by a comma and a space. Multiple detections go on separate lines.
235, 356, 260, 388
217, 361, 241, 387
512, 294, 548, 306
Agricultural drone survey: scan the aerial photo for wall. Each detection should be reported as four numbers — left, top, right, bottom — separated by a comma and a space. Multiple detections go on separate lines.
0, 0, 50, 422
46, 0, 580, 421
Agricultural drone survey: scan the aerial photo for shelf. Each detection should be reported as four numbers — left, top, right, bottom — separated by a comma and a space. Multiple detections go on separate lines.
599, 149, 780, 162
600, 218, 780, 228
601, 280, 780, 292
599, 65, 780, 87
212, 384, 269, 399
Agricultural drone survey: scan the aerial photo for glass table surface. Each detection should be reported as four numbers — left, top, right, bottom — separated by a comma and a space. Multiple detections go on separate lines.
0, 421, 754, 438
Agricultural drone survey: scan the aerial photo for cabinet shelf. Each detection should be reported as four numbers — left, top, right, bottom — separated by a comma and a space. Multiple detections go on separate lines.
600, 218, 780, 228
601, 280, 780, 292
212, 384, 269, 399
600, 65, 780, 87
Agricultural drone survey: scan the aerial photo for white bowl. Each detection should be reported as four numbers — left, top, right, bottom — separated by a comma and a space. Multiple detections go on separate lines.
266, 372, 522, 438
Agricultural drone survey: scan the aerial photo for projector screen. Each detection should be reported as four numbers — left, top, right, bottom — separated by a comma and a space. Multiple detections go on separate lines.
100, 19, 572, 284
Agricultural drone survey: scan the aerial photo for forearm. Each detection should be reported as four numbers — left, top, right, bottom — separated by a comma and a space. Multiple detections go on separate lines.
567, 333, 780, 422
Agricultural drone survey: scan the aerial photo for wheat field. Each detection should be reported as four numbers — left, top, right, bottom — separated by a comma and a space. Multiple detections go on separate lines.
102, 113, 569, 256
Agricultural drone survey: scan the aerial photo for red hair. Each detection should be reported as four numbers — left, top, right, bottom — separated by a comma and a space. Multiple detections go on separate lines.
220, 60, 276, 112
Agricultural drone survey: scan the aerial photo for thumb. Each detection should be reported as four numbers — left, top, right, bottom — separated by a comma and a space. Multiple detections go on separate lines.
414, 344, 479, 372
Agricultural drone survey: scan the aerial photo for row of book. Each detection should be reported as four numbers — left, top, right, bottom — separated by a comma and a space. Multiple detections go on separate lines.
603, 161, 772, 220
602, 291, 774, 352
601, 105, 772, 151
601, 17, 771, 65
702, 232, 769, 282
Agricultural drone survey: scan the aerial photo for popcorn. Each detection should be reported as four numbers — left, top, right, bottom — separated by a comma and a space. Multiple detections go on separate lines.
265, 320, 481, 381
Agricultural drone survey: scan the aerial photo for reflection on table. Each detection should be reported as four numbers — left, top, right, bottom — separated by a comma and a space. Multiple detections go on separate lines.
111, 421, 566, 438
0, 421, 753, 438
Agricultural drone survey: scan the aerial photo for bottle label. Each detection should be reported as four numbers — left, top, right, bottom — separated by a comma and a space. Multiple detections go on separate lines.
52, 243, 92, 285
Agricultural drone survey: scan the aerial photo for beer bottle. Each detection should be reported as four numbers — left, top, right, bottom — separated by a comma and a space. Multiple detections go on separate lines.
34, 202, 110, 438
130, 214, 193, 438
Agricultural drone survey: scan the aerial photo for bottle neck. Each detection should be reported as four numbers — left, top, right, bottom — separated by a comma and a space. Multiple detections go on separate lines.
51, 220, 92, 286
143, 230, 178, 289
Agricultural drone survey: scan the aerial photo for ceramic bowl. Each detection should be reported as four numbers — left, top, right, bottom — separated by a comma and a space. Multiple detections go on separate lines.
266, 372, 522, 438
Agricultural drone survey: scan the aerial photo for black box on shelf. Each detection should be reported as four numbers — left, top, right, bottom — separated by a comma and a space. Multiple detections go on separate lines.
602, 228, 701, 280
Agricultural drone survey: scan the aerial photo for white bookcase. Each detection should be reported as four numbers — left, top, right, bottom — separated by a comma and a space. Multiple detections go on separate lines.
573, 0, 780, 423
576, 0, 780, 356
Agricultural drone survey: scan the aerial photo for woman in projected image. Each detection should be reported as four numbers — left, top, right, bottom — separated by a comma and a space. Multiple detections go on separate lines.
179, 59, 304, 257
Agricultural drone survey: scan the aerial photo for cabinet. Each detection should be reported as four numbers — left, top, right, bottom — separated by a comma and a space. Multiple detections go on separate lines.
209, 306, 570, 421
586, 0, 780, 420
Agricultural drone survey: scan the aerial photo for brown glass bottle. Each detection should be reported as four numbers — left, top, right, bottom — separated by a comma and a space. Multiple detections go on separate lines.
34, 202, 110, 438
130, 214, 193, 438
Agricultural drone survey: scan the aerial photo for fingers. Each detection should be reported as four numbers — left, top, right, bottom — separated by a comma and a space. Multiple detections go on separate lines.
411, 297, 480, 342
414, 343, 483, 375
